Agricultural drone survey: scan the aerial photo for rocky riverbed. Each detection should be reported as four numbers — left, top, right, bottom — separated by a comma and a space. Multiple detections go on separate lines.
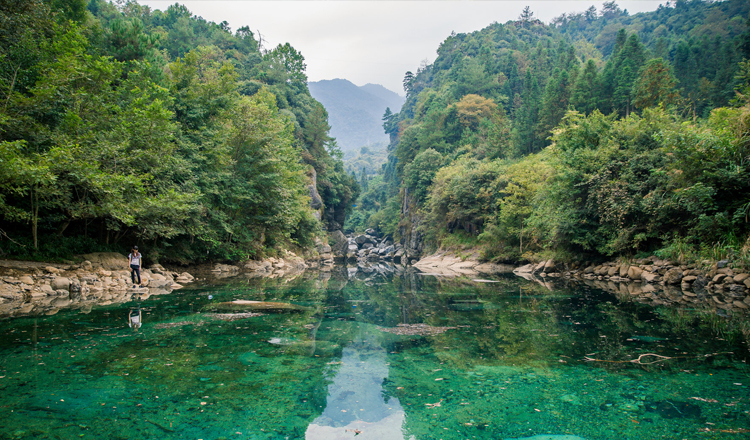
328, 228, 407, 264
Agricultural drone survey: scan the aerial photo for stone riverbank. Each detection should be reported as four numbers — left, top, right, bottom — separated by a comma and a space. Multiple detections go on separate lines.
515, 257, 750, 312
409, 251, 750, 313
0, 252, 196, 318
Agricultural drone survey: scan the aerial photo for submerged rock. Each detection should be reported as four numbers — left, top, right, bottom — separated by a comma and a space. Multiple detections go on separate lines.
645, 400, 701, 419
560, 394, 581, 405
203, 312, 265, 321
377, 323, 456, 336
206, 300, 313, 313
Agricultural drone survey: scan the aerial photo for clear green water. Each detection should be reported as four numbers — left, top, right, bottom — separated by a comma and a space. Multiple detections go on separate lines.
1, 269, 748, 440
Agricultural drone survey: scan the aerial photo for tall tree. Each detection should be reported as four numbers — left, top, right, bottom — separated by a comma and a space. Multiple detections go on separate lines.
632, 58, 679, 111
536, 68, 573, 144
519, 6, 534, 27
606, 33, 647, 116
513, 69, 542, 155
571, 59, 601, 114
261, 43, 307, 84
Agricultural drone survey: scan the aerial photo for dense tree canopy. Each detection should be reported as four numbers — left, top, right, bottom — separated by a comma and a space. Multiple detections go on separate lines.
0, 0, 357, 263
348, 0, 750, 265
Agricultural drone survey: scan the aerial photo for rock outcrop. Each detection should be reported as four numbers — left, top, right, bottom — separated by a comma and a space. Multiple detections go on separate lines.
79, 252, 129, 270
337, 229, 406, 265
399, 188, 424, 262
307, 166, 324, 221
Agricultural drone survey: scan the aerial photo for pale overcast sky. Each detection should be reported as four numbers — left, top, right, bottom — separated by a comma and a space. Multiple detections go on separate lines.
137, 1, 666, 94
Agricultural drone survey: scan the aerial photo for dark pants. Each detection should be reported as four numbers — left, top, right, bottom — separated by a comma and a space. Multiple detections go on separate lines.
130, 265, 141, 284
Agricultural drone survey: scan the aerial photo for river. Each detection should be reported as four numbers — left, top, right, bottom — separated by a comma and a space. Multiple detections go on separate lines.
0, 266, 748, 439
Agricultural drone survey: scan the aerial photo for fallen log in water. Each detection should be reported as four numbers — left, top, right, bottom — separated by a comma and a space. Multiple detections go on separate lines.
204, 300, 313, 313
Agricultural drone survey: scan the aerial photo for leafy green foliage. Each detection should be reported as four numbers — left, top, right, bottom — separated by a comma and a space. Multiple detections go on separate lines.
0, 0, 356, 263
367, 1, 750, 263
531, 106, 750, 258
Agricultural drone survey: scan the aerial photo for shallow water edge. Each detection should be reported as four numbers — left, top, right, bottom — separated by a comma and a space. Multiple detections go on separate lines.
0, 266, 748, 440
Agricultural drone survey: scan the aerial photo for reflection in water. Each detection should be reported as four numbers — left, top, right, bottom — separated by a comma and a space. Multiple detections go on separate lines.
306, 325, 409, 440
0, 267, 748, 439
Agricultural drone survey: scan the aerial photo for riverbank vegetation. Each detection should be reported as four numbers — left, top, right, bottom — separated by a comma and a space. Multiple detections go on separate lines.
350, 0, 750, 267
0, 0, 357, 263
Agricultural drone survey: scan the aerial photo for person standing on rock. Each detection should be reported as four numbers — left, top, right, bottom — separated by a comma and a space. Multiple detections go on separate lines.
129, 246, 142, 288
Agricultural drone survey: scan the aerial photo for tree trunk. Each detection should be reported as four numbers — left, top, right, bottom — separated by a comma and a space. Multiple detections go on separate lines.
31, 187, 38, 249
57, 219, 71, 236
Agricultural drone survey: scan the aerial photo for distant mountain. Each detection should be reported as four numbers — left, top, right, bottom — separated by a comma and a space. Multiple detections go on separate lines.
308, 79, 404, 152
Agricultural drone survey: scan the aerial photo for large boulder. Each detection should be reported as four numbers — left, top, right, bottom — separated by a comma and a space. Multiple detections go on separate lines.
316, 242, 332, 254
354, 235, 369, 245
329, 230, 348, 258
514, 264, 534, 274
51, 277, 71, 291
627, 266, 643, 280
663, 268, 683, 284
148, 279, 173, 289
641, 271, 660, 283
692, 275, 709, 291
543, 259, 558, 273
80, 252, 128, 270
712, 273, 728, 283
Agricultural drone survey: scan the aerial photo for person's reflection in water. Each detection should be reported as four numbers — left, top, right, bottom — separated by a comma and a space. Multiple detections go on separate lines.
128, 294, 142, 330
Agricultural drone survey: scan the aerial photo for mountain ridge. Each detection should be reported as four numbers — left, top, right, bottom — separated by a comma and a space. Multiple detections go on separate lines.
309, 79, 404, 152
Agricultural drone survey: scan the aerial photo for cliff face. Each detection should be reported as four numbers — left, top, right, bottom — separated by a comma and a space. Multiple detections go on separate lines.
307, 166, 324, 222
399, 187, 423, 262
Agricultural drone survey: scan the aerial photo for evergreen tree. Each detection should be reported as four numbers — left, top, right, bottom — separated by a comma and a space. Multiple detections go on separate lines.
513, 69, 542, 155
632, 58, 679, 110
610, 34, 647, 116
600, 29, 628, 113
360, 167, 368, 192
519, 6, 534, 27
537, 68, 572, 142
741, 14, 750, 60
571, 59, 601, 114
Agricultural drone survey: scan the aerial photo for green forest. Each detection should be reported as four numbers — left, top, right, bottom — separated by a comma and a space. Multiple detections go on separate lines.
349, 0, 750, 266
0, 0, 358, 263
4, 0, 750, 268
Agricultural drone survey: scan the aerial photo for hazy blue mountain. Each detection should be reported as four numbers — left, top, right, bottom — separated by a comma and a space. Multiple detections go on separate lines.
359, 83, 404, 106
309, 79, 404, 152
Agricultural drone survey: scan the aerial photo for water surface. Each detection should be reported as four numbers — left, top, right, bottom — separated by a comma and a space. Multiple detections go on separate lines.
1, 268, 748, 439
